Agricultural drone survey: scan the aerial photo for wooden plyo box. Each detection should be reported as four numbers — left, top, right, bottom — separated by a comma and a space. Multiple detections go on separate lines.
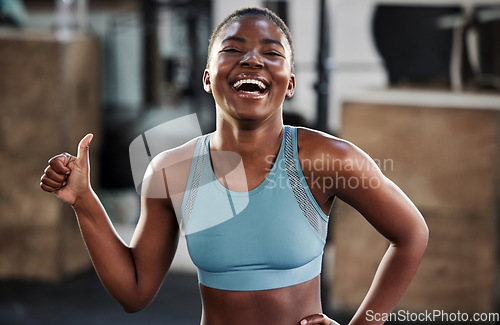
330, 99, 499, 314
0, 30, 100, 281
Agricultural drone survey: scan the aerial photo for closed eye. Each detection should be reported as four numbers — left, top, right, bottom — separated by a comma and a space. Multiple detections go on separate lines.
221, 48, 241, 53
265, 52, 283, 57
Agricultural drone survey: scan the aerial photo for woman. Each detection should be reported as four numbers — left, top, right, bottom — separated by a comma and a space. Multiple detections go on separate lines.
40, 7, 428, 325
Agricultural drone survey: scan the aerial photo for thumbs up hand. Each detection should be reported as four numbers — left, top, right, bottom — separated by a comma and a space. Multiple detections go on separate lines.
40, 134, 94, 205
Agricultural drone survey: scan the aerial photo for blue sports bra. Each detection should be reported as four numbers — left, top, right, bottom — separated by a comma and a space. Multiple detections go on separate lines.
180, 126, 329, 291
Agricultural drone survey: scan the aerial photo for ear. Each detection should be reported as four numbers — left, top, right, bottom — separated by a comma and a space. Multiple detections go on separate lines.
203, 69, 212, 93
286, 73, 296, 98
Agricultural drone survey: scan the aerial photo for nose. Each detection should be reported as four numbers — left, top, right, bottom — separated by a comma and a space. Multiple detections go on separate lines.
240, 50, 263, 69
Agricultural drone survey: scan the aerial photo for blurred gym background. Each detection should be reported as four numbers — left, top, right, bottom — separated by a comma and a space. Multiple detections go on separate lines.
0, 0, 499, 324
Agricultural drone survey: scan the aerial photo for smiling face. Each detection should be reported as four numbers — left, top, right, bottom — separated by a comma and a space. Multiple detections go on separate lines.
203, 16, 296, 126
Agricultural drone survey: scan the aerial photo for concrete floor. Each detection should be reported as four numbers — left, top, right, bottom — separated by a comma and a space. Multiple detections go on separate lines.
0, 271, 202, 325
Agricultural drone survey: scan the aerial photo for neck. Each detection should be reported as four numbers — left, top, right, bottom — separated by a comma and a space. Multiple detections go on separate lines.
212, 111, 284, 160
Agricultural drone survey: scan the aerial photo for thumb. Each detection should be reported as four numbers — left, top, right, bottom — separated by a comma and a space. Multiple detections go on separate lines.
76, 133, 94, 165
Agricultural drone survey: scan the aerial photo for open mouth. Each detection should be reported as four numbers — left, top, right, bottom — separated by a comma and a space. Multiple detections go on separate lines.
232, 79, 269, 95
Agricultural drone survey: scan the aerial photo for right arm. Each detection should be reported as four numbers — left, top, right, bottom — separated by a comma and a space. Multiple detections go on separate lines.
72, 188, 179, 313
40, 134, 179, 312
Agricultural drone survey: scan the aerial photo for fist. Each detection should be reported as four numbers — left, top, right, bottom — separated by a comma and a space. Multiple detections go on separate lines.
40, 134, 93, 205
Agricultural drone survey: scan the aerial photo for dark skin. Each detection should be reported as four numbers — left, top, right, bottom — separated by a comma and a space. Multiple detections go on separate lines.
41, 16, 428, 325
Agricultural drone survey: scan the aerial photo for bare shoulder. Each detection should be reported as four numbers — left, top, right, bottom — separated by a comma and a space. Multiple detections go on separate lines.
296, 126, 366, 163
150, 136, 202, 169
296, 127, 386, 198
141, 136, 203, 200
296, 126, 384, 183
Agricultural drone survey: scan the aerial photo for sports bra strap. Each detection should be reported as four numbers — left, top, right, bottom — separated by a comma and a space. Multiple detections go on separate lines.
284, 127, 329, 241
182, 135, 209, 230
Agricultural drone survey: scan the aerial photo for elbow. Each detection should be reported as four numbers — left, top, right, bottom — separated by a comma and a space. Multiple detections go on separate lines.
423, 223, 429, 245
408, 219, 429, 258
392, 218, 429, 256
122, 302, 147, 314
418, 218, 430, 250
120, 296, 151, 313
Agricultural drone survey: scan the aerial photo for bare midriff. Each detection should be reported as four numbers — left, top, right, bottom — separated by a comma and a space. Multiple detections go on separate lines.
199, 275, 323, 325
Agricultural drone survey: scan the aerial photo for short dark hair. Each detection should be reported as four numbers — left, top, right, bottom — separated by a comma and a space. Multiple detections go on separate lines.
206, 7, 295, 71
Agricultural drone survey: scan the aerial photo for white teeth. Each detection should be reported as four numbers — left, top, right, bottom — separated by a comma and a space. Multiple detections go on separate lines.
233, 79, 267, 90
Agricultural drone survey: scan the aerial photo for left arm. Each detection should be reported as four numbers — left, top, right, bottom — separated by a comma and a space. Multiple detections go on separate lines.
334, 141, 428, 325
300, 133, 428, 325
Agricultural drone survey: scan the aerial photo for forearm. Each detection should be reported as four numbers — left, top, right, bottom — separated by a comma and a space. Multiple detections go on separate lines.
72, 190, 145, 311
349, 237, 427, 325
